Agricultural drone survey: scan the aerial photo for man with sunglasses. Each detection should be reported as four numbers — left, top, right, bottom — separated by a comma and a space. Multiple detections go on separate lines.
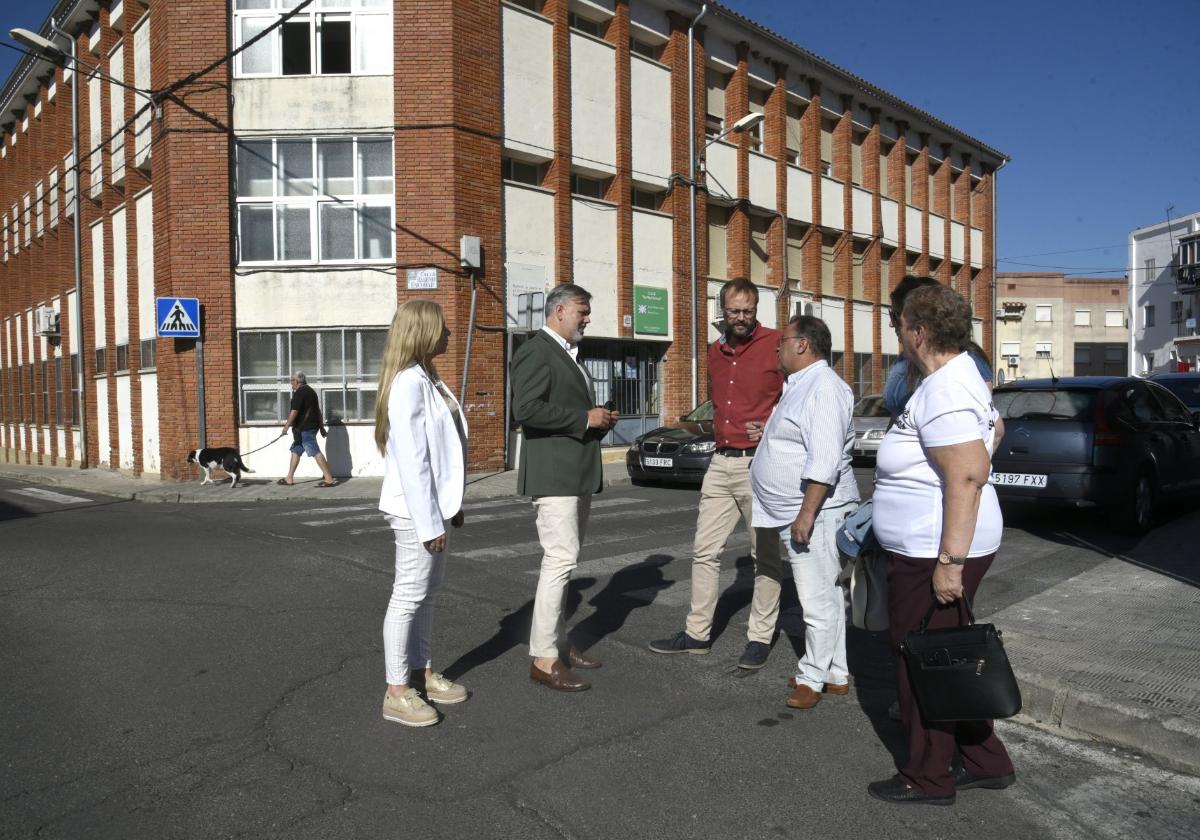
649, 278, 784, 669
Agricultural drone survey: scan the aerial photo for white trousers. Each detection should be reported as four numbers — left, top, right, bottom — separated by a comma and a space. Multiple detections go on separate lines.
777, 503, 856, 692
382, 514, 446, 685
529, 495, 592, 659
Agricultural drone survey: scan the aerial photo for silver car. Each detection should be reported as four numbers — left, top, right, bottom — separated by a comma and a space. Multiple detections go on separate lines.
852, 394, 890, 460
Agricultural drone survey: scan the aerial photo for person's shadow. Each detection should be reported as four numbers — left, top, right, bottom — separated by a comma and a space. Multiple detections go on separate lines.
567, 557, 673, 654
324, 421, 353, 477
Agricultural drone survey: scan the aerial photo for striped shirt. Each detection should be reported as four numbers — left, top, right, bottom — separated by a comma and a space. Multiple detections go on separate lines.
750, 360, 860, 528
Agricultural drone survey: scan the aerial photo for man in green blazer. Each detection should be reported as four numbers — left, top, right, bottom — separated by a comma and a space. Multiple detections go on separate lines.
512, 283, 618, 692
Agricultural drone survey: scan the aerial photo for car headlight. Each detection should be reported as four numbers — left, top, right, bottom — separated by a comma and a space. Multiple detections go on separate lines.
864, 429, 885, 441
682, 441, 716, 454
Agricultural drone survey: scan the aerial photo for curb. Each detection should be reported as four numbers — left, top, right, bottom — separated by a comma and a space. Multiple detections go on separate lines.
1012, 670, 1200, 776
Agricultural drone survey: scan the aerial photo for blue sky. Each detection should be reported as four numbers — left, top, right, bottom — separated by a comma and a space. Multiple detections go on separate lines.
2, 0, 1197, 278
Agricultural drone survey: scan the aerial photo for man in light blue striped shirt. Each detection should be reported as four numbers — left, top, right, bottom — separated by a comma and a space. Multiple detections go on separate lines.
749, 315, 859, 710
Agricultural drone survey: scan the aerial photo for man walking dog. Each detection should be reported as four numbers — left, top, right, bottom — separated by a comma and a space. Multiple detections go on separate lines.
280, 371, 338, 487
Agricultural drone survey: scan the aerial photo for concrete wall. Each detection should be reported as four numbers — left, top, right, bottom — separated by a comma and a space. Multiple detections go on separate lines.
572, 198, 618, 336
630, 57, 670, 188
233, 77, 394, 134
632, 209, 673, 341
786, 166, 812, 224
502, 5, 554, 161
570, 32, 616, 175
234, 271, 397, 329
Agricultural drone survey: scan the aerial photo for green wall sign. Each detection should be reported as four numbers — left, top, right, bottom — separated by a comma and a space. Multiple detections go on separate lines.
633, 286, 668, 335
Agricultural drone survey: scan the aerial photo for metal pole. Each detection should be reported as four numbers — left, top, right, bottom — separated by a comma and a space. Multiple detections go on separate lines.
459, 270, 478, 410
196, 339, 206, 449
687, 3, 708, 410
52, 21, 87, 469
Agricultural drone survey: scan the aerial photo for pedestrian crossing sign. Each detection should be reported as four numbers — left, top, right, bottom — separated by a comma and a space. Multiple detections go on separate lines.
156, 297, 201, 338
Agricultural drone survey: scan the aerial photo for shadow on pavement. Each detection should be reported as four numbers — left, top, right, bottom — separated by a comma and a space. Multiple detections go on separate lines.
1003, 500, 1200, 587
568, 557, 673, 654
0, 499, 35, 522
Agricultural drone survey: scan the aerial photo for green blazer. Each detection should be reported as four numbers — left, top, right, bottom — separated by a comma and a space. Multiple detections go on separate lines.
511, 329, 604, 497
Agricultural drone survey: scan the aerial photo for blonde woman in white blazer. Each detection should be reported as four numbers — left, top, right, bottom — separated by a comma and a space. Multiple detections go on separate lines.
375, 299, 468, 728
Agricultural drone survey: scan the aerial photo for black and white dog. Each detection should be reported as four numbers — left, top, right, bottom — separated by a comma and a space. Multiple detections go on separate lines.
187, 447, 255, 488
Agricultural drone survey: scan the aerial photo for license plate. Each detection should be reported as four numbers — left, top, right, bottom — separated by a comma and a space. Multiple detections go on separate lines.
991, 472, 1048, 488
644, 457, 673, 468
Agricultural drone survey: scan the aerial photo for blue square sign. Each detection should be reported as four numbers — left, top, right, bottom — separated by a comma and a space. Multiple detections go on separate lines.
156, 297, 201, 338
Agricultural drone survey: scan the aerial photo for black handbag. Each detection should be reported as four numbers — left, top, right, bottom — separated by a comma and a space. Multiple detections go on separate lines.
900, 596, 1021, 723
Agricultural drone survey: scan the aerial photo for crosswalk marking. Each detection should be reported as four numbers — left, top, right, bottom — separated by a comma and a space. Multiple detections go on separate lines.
5, 487, 90, 505
275, 504, 376, 517
521, 534, 750, 580
345, 502, 699, 538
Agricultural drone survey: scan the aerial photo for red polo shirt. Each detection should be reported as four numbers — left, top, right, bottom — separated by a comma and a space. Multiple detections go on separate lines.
708, 323, 784, 449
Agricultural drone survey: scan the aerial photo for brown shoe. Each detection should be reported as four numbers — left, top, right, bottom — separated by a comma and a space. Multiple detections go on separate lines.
529, 661, 591, 692
786, 676, 850, 695
567, 647, 602, 670
786, 682, 822, 709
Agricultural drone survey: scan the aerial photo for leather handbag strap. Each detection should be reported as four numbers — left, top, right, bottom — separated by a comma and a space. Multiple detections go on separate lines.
918, 594, 976, 632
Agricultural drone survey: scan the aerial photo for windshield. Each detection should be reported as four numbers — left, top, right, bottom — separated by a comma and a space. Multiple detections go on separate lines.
993, 389, 1095, 421
1155, 377, 1200, 407
685, 400, 714, 422
853, 395, 889, 418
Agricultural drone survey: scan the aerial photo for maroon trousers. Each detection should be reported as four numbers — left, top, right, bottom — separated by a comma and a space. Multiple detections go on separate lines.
887, 551, 1015, 796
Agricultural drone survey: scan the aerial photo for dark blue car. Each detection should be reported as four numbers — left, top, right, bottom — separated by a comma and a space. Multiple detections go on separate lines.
991, 377, 1200, 533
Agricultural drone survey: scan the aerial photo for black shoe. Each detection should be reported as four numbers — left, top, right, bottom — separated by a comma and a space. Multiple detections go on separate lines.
867, 776, 955, 806
648, 631, 711, 655
736, 641, 771, 670
951, 766, 1016, 791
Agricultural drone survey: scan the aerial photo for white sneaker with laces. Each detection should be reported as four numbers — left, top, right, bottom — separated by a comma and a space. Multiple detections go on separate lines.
423, 672, 468, 704
382, 688, 439, 727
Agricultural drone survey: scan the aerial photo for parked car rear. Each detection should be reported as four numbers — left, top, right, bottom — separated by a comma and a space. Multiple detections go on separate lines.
1149, 371, 1200, 412
991, 377, 1200, 532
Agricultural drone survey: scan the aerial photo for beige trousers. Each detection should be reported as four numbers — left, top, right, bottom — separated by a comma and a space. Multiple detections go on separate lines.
684, 453, 782, 644
529, 494, 592, 659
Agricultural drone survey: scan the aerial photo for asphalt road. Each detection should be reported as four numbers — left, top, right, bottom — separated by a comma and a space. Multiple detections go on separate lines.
1, 474, 1198, 840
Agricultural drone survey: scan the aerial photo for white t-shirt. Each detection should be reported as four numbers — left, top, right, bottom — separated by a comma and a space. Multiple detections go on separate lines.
873, 352, 1002, 558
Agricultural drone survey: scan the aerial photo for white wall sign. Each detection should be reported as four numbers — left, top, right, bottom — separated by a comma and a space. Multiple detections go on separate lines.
406, 267, 438, 290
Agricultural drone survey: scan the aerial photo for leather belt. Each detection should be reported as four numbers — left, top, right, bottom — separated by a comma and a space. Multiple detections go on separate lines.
715, 446, 756, 458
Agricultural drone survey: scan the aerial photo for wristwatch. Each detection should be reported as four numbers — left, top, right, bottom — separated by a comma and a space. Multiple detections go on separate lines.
937, 550, 966, 566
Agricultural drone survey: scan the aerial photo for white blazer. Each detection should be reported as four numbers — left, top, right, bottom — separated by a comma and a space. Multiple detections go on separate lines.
379, 365, 468, 542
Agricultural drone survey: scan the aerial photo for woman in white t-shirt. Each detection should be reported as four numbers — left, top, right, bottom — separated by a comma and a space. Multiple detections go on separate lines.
867, 284, 1016, 807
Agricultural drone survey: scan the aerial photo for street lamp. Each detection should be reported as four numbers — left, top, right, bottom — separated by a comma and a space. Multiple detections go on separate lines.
10, 25, 87, 467
686, 107, 766, 404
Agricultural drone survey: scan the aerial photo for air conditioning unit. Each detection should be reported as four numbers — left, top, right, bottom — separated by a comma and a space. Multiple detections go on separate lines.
1006, 355, 1019, 366
34, 305, 59, 336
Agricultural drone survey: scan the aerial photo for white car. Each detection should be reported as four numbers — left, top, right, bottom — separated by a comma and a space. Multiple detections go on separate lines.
851, 394, 889, 460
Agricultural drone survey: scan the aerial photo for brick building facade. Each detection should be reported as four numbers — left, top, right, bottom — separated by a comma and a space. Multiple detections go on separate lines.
0, 0, 1006, 480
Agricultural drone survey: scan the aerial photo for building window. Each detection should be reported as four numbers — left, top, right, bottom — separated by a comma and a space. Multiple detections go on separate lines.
2, 214, 7, 260
785, 101, 803, 166
94, 347, 106, 375
40, 359, 49, 424
69, 353, 80, 426
629, 37, 662, 62
705, 69, 727, 138
234, 0, 393, 77
1144, 305, 1155, 327
820, 118, 835, 176
568, 12, 606, 38
879, 142, 892, 198
115, 344, 130, 373
23, 194, 31, 246
502, 157, 546, 187
140, 338, 156, 370
747, 88, 767, 153
63, 153, 76, 217
48, 168, 59, 227
235, 136, 394, 265
1035, 342, 1051, 357
570, 173, 609, 200
1074, 308, 1090, 327
820, 234, 836, 296
1144, 258, 1156, 283
34, 182, 44, 237
237, 327, 386, 423
707, 204, 728, 280
1104, 309, 1123, 328
631, 187, 664, 211
507, 0, 545, 12
853, 352, 873, 398
1171, 300, 1184, 323
54, 356, 63, 424
786, 223, 804, 285
1035, 304, 1052, 322
1074, 345, 1091, 367
749, 215, 770, 285
1000, 341, 1020, 358
850, 132, 864, 186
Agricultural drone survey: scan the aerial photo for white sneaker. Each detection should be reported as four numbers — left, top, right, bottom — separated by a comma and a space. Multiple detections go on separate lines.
423, 672, 468, 705
382, 688, 439, 727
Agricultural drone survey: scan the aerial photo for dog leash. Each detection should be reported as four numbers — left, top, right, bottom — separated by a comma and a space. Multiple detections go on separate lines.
237, 433, 289, 458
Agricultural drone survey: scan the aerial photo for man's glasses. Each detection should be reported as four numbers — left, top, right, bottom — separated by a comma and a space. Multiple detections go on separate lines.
723, 307, 757, 318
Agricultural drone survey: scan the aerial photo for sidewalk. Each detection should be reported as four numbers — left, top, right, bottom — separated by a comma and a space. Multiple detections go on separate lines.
993, 526, 1200, 776
0, 459, 633, 503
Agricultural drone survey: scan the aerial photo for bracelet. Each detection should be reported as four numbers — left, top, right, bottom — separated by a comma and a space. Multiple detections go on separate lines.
937, 550, 966, 566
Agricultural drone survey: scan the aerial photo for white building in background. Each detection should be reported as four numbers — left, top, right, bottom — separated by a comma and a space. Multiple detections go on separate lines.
1129, 211, 1200, 374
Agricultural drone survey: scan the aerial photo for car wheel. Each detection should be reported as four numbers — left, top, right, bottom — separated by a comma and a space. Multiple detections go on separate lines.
1124, 471, 1156, 534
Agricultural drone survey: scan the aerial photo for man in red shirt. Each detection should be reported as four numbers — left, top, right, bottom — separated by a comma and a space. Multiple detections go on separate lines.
650, 277, 785, 669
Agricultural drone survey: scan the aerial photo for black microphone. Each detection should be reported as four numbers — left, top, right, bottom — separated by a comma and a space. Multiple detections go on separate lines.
603, 400, 616, 411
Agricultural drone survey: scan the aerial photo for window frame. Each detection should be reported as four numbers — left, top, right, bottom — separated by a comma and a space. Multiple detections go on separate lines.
1104, 309, 1123, 328
1034, 304, 1052, 323
237, 327, 386, 425
1144, 304, 1155, 328
232, 0, 393, 79
234, 135, 395, 267
1074, 308, 1090, 327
